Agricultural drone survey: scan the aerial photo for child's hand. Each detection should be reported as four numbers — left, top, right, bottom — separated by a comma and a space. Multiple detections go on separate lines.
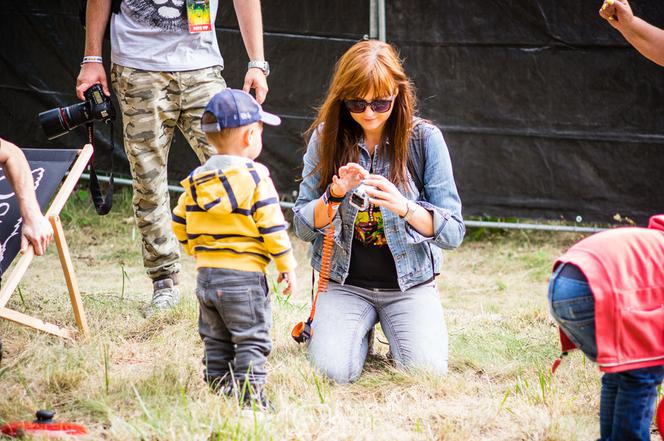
599, 0, 633, 29
331, 163, 369, 197
278, 271, 297, 296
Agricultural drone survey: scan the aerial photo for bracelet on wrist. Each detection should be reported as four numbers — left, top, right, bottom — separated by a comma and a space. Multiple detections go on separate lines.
399, 200, 417, 222
399, 201, 410, 219
81, 56, 103, 65
323, 184, 345, 204
330, 184, 346, 199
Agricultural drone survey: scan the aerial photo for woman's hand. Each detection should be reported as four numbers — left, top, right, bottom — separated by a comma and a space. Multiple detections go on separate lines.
331, 163, 369, 197
361, 174, 409, 216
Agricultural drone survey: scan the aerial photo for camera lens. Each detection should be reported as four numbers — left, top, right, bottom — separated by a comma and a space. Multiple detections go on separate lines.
63, 102, 91, 132
38, 108, 69, 140
38, 102, 89, 140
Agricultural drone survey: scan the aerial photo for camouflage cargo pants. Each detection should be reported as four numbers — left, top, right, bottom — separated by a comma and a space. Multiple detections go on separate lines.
111, 64, 227, 280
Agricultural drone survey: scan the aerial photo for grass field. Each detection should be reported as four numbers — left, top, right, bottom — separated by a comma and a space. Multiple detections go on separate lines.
0, 188, 660, 440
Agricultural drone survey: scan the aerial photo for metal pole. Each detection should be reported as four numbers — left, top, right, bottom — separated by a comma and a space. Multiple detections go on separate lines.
80, 173, 184, 194
464, 220, 604, 233
369, 0, 378, 39
377, 0, 386, 41
78, 173, 603, 232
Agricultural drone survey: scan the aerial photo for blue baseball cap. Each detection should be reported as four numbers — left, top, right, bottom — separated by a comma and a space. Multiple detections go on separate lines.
201, 89, 281, 132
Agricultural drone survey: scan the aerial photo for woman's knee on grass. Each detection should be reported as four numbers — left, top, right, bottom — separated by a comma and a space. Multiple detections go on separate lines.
308, 351, 362, 384
389, 339, 449, 376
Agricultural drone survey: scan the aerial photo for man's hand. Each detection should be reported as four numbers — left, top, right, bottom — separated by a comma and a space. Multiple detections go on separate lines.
243, 68, 268, 104
278, 271, 297, 296
234, 0, 268, 103
0, 138, 54, 256
598, 0, 664, 67
599, 0, 634, 30
20, 211, 53, 256
76, 63, 109, 100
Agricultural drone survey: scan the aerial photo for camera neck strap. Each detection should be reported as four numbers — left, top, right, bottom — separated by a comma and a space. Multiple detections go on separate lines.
86, 123, 114, 215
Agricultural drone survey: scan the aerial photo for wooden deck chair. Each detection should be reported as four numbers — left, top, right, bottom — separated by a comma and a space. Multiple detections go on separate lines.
0, 144, 93, 340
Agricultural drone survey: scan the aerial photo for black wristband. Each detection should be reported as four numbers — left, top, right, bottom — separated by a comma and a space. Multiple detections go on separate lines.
323, 184, 344, 204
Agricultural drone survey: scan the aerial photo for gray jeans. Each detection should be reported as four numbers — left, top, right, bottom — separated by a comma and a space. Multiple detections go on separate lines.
308, 281, 448, 383
195, 267, 272, 387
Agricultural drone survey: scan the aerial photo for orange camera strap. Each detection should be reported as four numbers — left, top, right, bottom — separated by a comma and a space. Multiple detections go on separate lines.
291, 200, 339, 343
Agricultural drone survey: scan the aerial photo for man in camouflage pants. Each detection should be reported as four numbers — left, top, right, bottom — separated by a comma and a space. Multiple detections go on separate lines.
77, 0, 271, 315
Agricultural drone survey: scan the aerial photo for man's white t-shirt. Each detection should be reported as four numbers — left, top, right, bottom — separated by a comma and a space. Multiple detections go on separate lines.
111, 0, 224, 71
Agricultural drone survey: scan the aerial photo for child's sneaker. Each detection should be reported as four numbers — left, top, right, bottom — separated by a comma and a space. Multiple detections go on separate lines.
207, 376, 234, 396
240, 388, 272, 418
145, 276, 180, 317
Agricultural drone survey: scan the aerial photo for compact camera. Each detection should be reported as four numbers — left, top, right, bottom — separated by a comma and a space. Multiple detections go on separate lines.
39, 84, 116, 140
349, 183, 374, 211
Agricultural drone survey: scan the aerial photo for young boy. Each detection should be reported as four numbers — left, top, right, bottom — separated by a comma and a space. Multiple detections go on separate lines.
172, 89, 297, 409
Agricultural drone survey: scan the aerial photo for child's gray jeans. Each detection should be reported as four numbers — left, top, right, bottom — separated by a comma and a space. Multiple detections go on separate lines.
195, 267, 272, 388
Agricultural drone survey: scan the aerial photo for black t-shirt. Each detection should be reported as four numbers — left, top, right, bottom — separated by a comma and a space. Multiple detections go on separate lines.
345, 204, 400, 290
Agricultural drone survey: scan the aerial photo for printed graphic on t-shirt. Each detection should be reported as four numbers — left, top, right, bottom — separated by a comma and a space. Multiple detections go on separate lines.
125, 0, 188, 32
354, 205, 387, 246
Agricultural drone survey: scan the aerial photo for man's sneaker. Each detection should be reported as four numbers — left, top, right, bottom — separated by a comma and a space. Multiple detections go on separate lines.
145, 277, 180, 317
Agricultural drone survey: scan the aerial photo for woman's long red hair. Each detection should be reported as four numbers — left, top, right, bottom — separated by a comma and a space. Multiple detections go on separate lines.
306, 40, 416, 191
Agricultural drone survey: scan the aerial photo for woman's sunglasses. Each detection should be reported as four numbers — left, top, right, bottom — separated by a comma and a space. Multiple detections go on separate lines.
343, 98, 394, 114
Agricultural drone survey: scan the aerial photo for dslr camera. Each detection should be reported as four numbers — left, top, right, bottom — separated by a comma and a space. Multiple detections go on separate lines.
39, 84, 115, 140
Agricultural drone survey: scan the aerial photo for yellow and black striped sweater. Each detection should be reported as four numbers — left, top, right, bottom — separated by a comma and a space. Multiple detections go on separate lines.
172, 155, 296, 273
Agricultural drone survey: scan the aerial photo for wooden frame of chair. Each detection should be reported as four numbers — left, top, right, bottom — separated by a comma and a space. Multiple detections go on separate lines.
0, 144, 93, 340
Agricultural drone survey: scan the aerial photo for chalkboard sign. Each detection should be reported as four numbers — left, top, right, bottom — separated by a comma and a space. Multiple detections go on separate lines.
0, 149, 78, 275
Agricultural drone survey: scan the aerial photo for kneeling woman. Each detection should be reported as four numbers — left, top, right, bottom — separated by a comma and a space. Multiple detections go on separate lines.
292, 40, 465, 383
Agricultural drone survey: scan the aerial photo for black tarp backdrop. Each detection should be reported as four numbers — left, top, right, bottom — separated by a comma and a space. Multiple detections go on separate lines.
1, 1, 662, 224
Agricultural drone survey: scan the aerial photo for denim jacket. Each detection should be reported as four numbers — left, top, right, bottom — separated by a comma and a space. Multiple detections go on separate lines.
292, 121, 465, 291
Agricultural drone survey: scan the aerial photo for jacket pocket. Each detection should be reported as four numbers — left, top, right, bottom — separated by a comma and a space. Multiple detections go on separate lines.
618, 304, 664, 360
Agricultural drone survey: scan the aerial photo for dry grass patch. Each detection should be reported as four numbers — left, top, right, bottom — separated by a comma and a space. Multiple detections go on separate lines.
1, 189, 659, 440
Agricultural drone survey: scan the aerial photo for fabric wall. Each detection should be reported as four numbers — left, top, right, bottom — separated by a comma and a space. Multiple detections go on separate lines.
389, 1, 664, 223
1, 1, 662, 223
